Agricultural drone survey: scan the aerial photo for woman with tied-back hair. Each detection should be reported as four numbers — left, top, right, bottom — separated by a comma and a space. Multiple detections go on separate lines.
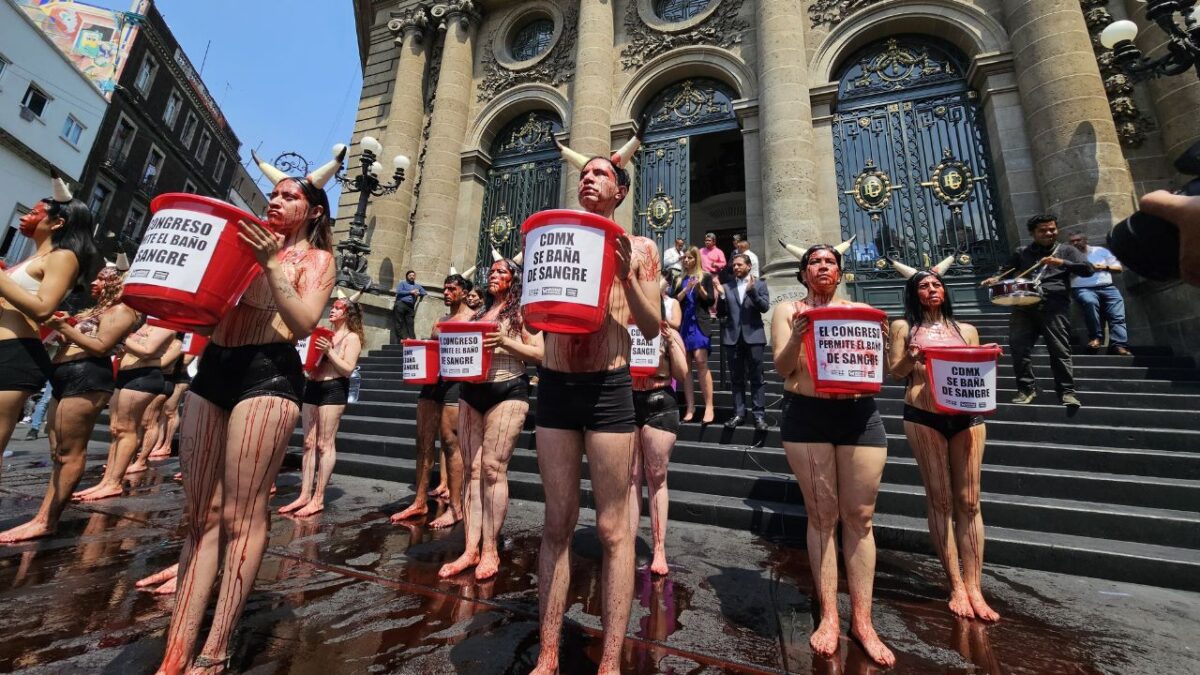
155, 149, 340, 675
0, 175, 99, 479
887, 258, 998, 622
771, 238, 895, 668
438, 253, 543, 581
278, 293, 364, 517
0, 266, 140, 542
675, 246, 715, 424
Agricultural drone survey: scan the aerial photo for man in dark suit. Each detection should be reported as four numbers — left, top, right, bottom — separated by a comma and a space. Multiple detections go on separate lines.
718, 254, 771, 432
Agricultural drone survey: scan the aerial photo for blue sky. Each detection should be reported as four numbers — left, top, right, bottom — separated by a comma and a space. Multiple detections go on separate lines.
88, 0, 362, 203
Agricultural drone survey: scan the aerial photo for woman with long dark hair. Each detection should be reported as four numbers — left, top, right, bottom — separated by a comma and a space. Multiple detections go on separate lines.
675, 246, 714, 423
772, 239, 894, 668
0, 176, 98, 479
438, 254, 542, 581
156, 150, 339, 674
0, 266, 140, 542
278, 294, 364, 517
886, 259, 998, 621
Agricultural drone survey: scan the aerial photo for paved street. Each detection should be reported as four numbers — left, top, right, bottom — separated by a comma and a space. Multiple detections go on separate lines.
1, 435, 1197, 674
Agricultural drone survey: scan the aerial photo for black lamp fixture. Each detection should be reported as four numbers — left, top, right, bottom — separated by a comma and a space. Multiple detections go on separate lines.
1100, 1, 1200, 80
332, 135, 410, 292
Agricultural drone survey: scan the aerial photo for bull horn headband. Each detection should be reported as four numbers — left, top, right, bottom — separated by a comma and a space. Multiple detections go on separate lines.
491, 248, 524, 267
891, 255, 955, 279
557, 134, 642, 171
50, 170, 73, 202
778, 235, 857, 262
335, 287, 365, 303
253, 146, 347, 190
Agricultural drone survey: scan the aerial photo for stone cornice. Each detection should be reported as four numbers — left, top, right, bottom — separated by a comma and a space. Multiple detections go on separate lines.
432, 0, 482, 31
388, 5, 431, 42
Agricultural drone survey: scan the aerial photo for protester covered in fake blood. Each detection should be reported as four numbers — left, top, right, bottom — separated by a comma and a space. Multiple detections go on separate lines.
531, 138, 661, 675
886, 258, 999, 622
391, 269, 474, 529
0, 175, 99, 480
439, 252, 542, 582
278, 292, 363, 518
770, 238, 895, 668
145, 335, 195, 461
124, 333, 184, 476
0, 265, 140, 543
154, 149, 338, 675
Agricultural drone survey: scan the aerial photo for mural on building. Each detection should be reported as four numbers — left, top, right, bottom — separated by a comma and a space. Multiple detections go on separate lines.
16, 0, 145, 98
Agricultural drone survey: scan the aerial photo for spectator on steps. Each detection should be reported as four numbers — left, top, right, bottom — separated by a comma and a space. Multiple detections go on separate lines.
1068, 232, 1130, 356
715, 254, 769, 432
393, 270, 425, 341
732, 233, 760, 277
675, 246, 715, 424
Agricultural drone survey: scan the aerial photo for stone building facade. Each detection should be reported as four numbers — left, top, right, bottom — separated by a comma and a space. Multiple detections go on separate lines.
345, 0, 1200, 357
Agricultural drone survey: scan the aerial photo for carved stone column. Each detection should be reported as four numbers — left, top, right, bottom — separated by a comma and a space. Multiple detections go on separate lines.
1002, 0, 1136, 235
756, 0, 821, 275
374, 7, 430, 290
410, 0, 480, 302
564, 0, 617, 215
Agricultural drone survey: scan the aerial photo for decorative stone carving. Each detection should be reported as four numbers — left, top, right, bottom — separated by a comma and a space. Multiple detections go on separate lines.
620, 0, 749, 70
807, 0, 888, 29
477, 6, 578, 103
387, 6, 430, 40
431, 0, 481, 31
1078, 0, 1154, 147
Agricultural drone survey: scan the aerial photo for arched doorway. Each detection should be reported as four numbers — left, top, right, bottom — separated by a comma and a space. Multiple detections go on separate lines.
634, 78, 745, 257
832, 36, 1007, 308
474, 111, 564, 279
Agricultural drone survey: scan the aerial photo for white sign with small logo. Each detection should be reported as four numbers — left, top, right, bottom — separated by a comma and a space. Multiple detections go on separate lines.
439, 331, 486, 380
521, 224, 607, 307
125, 208, 224, 293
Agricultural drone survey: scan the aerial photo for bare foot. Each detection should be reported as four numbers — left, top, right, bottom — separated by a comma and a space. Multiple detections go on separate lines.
474, 551, 500, 581
0, 519, 55, 543
701, 408, 715, 424
682, 406, 695, 423
810, 616, 840, 658
277, 496, 310, 514
74, 482, 124, 501
148, 449, 172, 460
428, 509, 460, 530
293, 501, 324, 517
438, 551, 479, 578
429, 485, 449, 500
72, 483, 101, 499
650, 549, 669, 576
389, 502, 428, 523
531, 652, 558, 675
850, 624, 896, 668
269, 484, 277, 495
949, 586, 975, 619
153, 575, 177, 595
968, 590, 1000, 622
124, 461, 148, 475
136, 564, 178, 591
172, 472, 183, 481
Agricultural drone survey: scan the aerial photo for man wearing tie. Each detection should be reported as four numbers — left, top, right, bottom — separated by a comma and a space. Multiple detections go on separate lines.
717, 254, 770, 432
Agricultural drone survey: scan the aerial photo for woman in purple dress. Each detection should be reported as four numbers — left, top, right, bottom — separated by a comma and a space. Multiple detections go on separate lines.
675, 246, 714, 424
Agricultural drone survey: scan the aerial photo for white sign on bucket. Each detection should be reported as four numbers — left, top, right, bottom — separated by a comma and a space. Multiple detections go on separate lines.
439, 330, 485, 379
125, 208, 224, 294
295, 335, 310, 363
521, 224, 607, 307
403, 343, 430, 380
811, 318, 885, 385
927, 357, 998, 413
628, 325, 660, 371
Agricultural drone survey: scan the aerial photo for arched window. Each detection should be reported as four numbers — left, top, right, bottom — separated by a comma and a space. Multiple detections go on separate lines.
654, 0, 711, 22
510, 18, 554, 61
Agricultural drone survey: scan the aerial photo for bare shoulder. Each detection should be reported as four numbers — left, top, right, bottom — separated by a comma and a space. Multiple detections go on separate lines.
890, 318, 911, 333
959, 321, 980, 344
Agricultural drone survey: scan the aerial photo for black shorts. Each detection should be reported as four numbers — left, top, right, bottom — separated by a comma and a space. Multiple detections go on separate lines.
780, 393, 888, 448
633, 386, 679, 435
303, 377, 349, 406
116, 366, 165, 394
535, 367, 636, 434
190, 342, 305, 412
170, 366, 192, 386
460, 376, 529, 414
903, 404, 984, 441
0, 338, 52, 393
51, 356, 115, 400
418, 378, 460, 407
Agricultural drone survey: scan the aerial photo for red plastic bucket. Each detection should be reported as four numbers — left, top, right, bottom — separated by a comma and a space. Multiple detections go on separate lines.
121, 193, 265, 330
924, 345, 1004, 415
182, 333, 209, 356
803, 306, 888, 395
437, 321, 497, 383
627, 323, 660, 377
301, 327, 334, 374
149, 316, 202, 332
402, 339, 439, 385
520, 209, 625, 334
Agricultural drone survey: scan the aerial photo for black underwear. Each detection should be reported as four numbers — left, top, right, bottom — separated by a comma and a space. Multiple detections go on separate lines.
633, 386, 679, 435
418, 377, 461, 407
902, 404, 984, 441
189, 342, 305, 412
303, 377, 349, 407
116, 366, 165, 394
460, 376, 529, 414
780, 392, 888, 448
158, 368, 177, 396
535, 367, 636, 434
0, 338, 52, 393
51, 356, 114, 400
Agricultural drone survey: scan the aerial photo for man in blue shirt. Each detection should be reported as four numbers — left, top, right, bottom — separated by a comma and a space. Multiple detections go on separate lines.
393, 269, 426, 341
1069, 233, 1131, 355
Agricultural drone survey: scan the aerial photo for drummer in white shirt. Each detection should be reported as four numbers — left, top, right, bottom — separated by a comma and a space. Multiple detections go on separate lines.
1068, 233, 1131, 356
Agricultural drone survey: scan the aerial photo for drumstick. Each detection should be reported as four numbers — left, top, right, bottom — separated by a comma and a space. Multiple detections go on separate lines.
993, 268, 1016, 281
1016, 261, 1043, 279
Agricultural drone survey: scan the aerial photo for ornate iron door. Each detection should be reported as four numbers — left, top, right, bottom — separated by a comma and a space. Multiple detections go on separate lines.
832, 37, 1007, 306
633, 137, 690, 251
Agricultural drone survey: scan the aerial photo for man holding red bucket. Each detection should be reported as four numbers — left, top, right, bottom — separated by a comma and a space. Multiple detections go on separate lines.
528, 137, 661, 675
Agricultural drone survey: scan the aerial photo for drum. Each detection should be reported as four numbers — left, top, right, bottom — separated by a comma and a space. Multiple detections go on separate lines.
989, 278, 1042, 306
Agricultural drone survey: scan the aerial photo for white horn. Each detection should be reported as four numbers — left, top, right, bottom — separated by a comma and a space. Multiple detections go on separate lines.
115, 252, 130, 272
492, 247, 503, 262
778, 238, 809, 262
511, 251, 523, 267
449, 265, 459, 276
611, 135, 641, 168
834, 235, 857, 255
335, 288, 348, 300
348, 288, 364, 303
556, 140, 590, 171
251, 149, 289, 186
51, 172, 73, 202
890, 259, 920, 279
932, 255, 955, 276
307, 145, 347, 189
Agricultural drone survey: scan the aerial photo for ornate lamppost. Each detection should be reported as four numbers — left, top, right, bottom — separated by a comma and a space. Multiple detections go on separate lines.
332, 136, 410, 291
1100, 2, 1200, 80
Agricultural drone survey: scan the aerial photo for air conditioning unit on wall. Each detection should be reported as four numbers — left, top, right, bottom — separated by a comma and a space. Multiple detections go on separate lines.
19, 106, 37, 121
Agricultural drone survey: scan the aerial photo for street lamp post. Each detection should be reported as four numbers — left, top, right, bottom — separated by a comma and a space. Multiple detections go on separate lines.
1100, 1, 1200, 80
333, 136, 410, 291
